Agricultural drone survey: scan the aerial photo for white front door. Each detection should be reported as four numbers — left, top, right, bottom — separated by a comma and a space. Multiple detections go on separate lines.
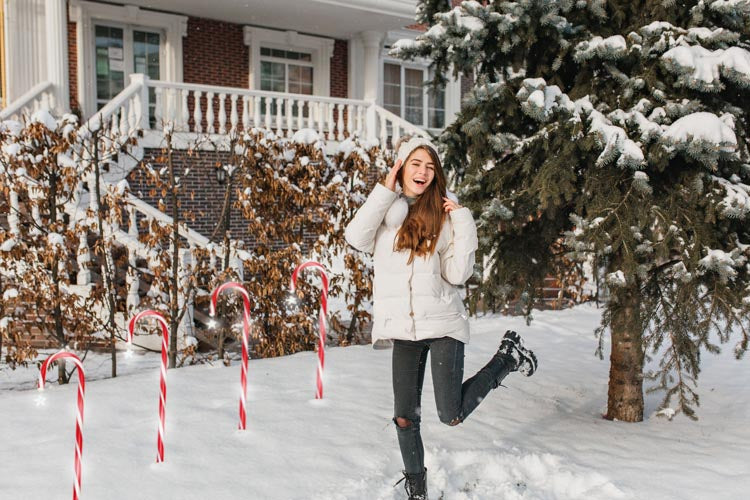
94, 23, 162, 121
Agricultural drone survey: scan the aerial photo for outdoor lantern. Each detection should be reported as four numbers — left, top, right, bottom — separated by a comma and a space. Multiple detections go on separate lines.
215, 165, 226, 184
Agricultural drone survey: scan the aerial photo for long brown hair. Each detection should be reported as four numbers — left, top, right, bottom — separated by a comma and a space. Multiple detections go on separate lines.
394, 144, 448, 264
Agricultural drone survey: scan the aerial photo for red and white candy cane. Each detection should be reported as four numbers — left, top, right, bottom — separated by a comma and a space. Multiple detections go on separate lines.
127, 310, 170, 463
290, 261, 329, 399
38, 351, 86, 500
209, 282, 252, 430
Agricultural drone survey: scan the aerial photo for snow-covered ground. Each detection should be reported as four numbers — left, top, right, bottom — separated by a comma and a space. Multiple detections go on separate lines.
1, 305, 747, 499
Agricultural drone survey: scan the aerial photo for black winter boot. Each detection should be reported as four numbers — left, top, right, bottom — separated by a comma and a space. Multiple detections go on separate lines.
497, 330, 538, 376
395, 468, 428, 500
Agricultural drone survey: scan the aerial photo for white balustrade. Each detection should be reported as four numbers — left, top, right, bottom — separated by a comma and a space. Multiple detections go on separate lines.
178, 248, 195, 338
8, 189, 20, 236
73, 74, 429, 152
230, 94, 239, 132
193, 91, 203, 133
77, 228, 91, 286
254, 96, 262, 130
337, 104, 345, 141
297, 100, 305, 131
218, 93, 227, 134
275, 98, 283, 137
126, 251, 140, 313
181, 89, 190, 130
154, 87, 164, 128
242, 97, 250, 131
0, 81, 54, 121
28, 185, 43, 236
206, 92, 215, 134
264, 97, 272, 130
286, 99, 294, 137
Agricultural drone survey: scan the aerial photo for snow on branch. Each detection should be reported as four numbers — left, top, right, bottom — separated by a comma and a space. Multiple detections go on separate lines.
515, 78, 575, 122
712, 175, 750, 219
661, 45, 750, 91
698, 248, 744, 283
574, 35, 628, 62
709, 0, 750, 17
436, 3, 486, 33
575, 98, 645, 170
662, 112, 737, 167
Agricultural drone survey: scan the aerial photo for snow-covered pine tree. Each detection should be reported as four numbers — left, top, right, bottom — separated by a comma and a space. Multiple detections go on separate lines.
394, 0, 750, 421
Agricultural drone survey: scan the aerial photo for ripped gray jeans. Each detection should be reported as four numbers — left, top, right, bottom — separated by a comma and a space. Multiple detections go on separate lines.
392, 336, 513, 474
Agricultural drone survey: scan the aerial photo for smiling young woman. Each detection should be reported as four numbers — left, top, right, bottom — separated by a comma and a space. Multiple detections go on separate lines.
394, 145, 446, 265
344, 136, 538, 500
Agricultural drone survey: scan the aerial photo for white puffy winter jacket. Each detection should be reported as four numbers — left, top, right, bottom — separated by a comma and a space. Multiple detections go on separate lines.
344, 183, 479, 344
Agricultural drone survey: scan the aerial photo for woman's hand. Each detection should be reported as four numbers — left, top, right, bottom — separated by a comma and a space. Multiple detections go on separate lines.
443, 197, 462, 213
384, 159, 403, 192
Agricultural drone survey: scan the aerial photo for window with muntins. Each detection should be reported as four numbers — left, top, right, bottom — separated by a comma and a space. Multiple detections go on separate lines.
260, 47, 313, 95
383, 62, 445, 130
95, 24, 161, 125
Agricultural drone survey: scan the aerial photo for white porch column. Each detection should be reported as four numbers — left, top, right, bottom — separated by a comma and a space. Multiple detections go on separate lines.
360, 31, 383, 142
45, 0, 70, 114
4, 0, 46, 104
360, 31, 384, 102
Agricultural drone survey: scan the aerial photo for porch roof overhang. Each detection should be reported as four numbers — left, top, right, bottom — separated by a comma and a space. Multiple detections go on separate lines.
104, 0, 417, 39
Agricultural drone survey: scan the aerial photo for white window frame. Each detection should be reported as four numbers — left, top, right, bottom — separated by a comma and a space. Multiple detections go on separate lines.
258, 46, 315, 95
91, 22, 164, 110
70, 0, 187, 118
382, 57, 448, 133
244, 27, 334, 97
380, 30, 461, 133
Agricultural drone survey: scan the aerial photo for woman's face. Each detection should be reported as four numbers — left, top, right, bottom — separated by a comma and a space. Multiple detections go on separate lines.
401, 148, 436, 197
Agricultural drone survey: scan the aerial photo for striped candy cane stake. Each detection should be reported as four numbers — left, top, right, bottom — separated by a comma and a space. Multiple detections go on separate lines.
210, 282, 252, 430
128, 310, 170, 463
38, 351, 86, 500
290, 261, 329, 399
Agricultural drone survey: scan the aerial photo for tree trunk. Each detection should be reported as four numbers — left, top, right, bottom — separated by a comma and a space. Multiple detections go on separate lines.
605, 284, 644, 422
93, 135, 117, 378
217, 326, 226, 361
168, 136, 179, 369
49, 173, 69, 384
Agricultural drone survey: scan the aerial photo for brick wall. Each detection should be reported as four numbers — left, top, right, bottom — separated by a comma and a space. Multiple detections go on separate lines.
127, 147, 357, 252
330, 39, 348, 98
128, 148, 236, 242
127, 148, 321, 250
183, 17, 248, 88
68, 20, 79, 115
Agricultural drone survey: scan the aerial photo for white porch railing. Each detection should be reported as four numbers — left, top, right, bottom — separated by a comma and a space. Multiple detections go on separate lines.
0, 81, 55, 121
85, 74, 431, 148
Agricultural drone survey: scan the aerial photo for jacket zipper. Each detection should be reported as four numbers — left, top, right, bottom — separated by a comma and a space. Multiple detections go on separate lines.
408, 260, 416, 338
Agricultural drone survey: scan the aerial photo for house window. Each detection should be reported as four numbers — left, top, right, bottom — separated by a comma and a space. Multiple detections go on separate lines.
259, 47, 313, 116
95, 24, 161, 124
260, 47, 313, 94
383, 62, 446, 130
